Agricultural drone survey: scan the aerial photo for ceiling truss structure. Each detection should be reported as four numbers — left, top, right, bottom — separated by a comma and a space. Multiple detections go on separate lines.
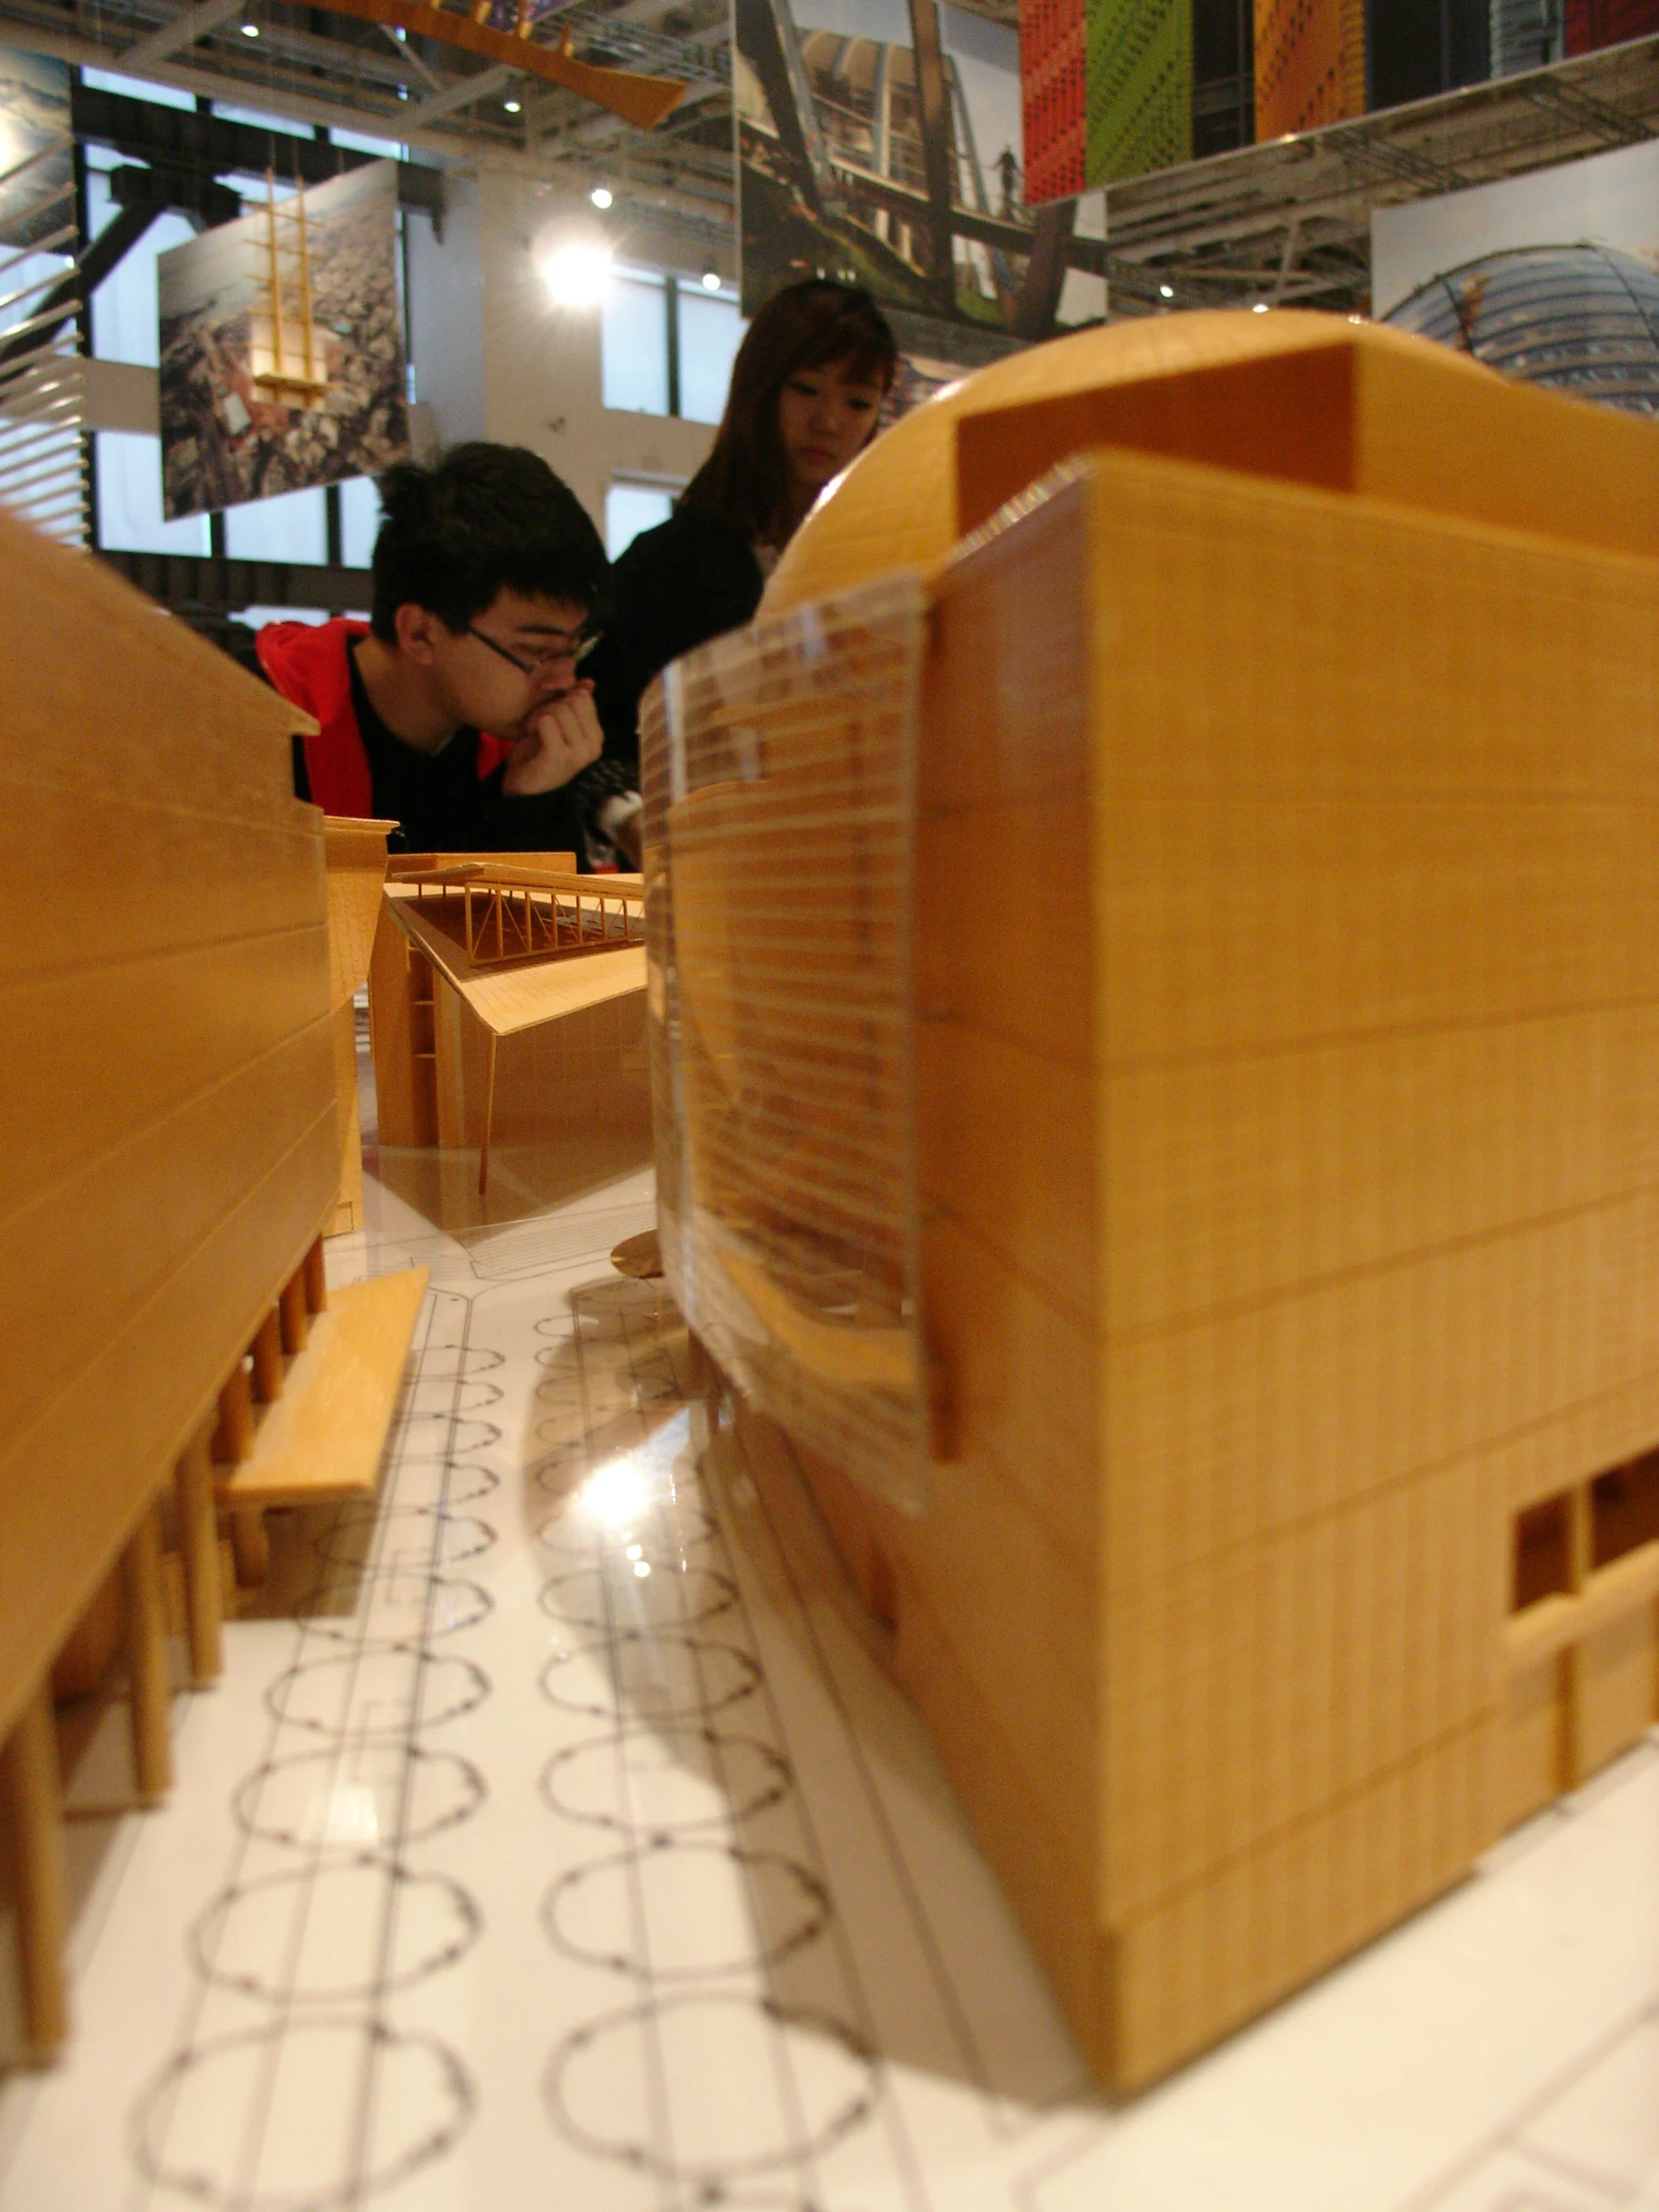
1103, 36, 1659, 316
0, 0, 1655, 318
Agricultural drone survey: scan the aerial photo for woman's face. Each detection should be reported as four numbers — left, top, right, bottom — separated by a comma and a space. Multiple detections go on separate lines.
776, 356, 886, 510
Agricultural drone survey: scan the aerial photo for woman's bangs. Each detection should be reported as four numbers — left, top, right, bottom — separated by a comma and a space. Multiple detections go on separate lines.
797, 322, 897, 389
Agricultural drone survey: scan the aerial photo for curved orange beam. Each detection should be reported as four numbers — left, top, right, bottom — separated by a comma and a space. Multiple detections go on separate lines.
309, 0, 688, 127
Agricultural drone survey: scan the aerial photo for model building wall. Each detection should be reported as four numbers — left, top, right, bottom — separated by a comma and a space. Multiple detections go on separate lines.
941, 446, 1659, 2082
649, 314, 1659, 2089
0, 506, 335, 1744
763, 312, 1659, 618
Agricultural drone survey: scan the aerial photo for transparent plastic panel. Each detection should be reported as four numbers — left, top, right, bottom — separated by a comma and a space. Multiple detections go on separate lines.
641, 574, 929, 1511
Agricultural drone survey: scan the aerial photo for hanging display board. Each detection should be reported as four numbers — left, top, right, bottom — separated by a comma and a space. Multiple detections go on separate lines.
735, 0, 1105, 354
0, 46, 71, 255
157, 160, 409, 522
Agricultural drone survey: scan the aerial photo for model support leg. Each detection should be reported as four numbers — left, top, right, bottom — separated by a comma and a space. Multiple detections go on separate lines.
229, 1509, 271, 1589
278, 1267, 309, 1358
478, 1033, 499, 1197
251, 1311, 283, 1403
121, 1503, 172, 1805
215, 1362, 256, 1462
0, 1679, 69, 2062
302, 1235, 327, 1316
174, 1425, 223, 1686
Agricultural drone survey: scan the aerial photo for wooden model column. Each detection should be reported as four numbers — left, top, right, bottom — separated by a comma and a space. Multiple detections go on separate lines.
0, 1681, 69, 2060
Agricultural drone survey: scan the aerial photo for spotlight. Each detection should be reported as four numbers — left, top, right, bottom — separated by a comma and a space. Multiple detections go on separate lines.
590, 186, 613, 209
1252, 300, 1269, 312
541, 239, 613, 305
503, 97, 521, 112
700, 258, 721, 290
240, 6, 260, 33
1158, 283, 1174, 299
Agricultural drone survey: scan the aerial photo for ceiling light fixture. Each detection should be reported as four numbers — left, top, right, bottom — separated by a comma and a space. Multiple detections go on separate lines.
240, 7, 260, 34
503, 97, 521, 112
700, 258, 721, 290
590, 186, 613, 210
1159, 283, 1174, 299
1252, 300, 1269, 312
541, 239, 613, 306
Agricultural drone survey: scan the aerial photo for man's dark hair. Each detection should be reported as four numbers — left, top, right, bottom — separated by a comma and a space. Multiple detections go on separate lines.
369, 442, 610, 643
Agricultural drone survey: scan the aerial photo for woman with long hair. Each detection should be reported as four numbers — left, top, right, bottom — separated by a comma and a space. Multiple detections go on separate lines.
589, 279, 897, 851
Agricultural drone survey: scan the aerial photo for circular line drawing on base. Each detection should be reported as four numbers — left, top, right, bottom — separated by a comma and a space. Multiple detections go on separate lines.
191, 1860, 481, 2000
542, 1726, 792, 1836
134, 2017, 472, 2210
392, 1458, 501, 1507
267, 1648, 491, 1737
398, 1344, 504, 1382
533, 1492, 715, 1558
539, 1634, 761, 1722
547, 1993, 876, 2186
391, 1412, 501, 1459
539, 1562, 740, 1633
544, 1842, 830, 1979
399, 1376, 503, 1418
300, 1574, 493, 1645
235, 1745, 486, 1851
316, 1507, 497, 1571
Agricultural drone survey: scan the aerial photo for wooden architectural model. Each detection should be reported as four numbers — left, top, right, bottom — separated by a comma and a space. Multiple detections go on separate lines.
0, 509, 424, 2059
322, 815, 395, 1235
642, 311, 1659, 2091
370, 859, 646, 1194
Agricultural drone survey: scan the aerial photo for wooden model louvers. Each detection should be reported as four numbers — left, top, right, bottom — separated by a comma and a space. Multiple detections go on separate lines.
642, 312, 1659, 2091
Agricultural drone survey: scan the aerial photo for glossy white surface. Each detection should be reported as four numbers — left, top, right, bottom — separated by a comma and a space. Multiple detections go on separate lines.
1, 1080, 1656, 2209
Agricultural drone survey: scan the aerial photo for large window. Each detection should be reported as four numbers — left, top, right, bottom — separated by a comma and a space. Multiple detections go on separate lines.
601, 268, 745, 426
677, 287, 744, 427
601, 273, 671, 416
211, 102, 312, 140
225, 483, 328, 564
85, 152, 198, 367
85, 148, 214, 554
605, 480, 675, 560
96, 431, 211, 555
79, 67, 196, 111
340, 474, 382, 569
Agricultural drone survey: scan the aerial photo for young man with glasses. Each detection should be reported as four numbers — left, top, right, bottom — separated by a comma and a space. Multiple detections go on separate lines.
258, 443, 641, 861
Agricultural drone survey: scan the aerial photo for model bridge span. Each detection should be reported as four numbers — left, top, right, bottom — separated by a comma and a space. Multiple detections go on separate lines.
400, 861, 645, 969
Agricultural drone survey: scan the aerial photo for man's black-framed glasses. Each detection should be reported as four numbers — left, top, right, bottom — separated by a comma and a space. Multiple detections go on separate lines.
466, 620, 601, 674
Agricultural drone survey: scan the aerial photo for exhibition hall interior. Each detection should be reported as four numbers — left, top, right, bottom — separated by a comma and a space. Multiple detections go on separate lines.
2, 0, 1659, 2205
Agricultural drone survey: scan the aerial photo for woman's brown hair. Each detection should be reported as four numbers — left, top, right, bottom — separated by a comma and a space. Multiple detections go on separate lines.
678, 279, 897, 545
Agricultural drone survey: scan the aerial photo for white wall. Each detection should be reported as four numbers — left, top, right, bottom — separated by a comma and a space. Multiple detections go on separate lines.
1372, 138, 1659, 317
406, 176, 487, 451
476, 172, 716, 531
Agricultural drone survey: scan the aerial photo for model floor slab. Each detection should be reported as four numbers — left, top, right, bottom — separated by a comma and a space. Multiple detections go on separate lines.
0, 1135, 1654, 2210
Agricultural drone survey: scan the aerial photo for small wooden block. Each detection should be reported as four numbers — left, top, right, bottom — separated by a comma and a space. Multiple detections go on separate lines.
611, 1229, 664, 1280
214, 1269, 430, 1509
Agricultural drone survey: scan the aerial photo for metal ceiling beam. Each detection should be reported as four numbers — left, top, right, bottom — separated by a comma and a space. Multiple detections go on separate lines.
72, 83, 447, 218
121, 0, 243, 69
406, 60, 517, 124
